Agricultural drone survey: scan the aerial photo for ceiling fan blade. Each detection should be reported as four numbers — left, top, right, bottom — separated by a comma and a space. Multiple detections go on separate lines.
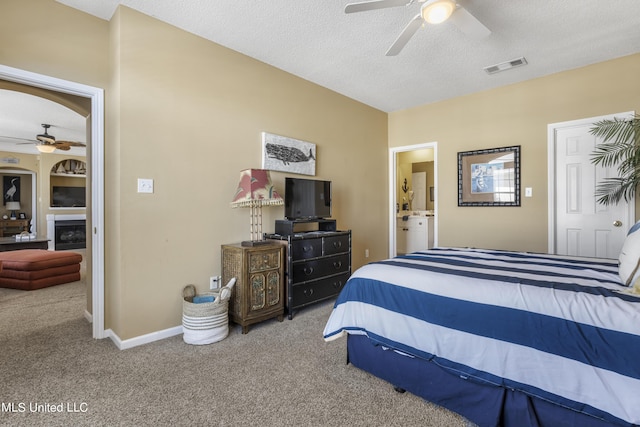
56, 140, 86, 147
448, 6, 490, 39
0, 135, 36, 143
55, 145, 71, 151
386, 14, 423, 56
345, 0, 411, 14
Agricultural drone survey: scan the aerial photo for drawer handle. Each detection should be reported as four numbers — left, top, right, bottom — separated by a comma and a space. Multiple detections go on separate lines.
303, 266, 314, 276
333, 241, 342, 249
332, 280, 343, 289
303, 245, 313, 252
303, 288, 314, 297
333, 261, 342, 269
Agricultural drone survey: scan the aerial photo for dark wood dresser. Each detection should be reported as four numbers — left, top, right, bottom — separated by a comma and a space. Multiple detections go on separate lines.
266, 225, 351, 319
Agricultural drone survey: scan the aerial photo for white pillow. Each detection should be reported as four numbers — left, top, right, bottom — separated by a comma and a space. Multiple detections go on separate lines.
619, 221, 640, 286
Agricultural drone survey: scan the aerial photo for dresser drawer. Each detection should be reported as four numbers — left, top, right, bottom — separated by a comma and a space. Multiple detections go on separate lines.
248, 249, 281, 273
291, 239, 322, 260
323, 234, 350, 256
291, 253, 349, 283
291, 273, 350, 307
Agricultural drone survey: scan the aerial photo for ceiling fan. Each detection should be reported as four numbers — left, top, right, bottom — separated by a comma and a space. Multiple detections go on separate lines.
1, 124, 86, 153
345, 0, 491, 56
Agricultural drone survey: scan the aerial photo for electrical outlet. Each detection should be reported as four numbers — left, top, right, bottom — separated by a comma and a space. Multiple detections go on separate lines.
210, 276, 219, 289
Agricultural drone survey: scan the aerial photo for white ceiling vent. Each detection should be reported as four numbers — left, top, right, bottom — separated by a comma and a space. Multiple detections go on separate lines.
483, 57, 528, 75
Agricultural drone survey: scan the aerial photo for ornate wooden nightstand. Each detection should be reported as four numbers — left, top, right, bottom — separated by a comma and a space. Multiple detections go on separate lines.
221, 242, 285, 334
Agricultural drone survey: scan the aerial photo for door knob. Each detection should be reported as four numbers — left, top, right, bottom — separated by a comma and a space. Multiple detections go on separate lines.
613, 220, 623, 227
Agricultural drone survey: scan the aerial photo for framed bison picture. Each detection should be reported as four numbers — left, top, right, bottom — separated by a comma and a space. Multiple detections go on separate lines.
261, 132, 316, 176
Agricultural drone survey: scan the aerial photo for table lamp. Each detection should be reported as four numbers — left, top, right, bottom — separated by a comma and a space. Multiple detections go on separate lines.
6, 201, 20, 220
231, 169, 283, 246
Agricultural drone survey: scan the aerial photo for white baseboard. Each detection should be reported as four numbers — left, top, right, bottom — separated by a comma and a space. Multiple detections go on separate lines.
84, 310, 93, 323
106, 325, 183, 350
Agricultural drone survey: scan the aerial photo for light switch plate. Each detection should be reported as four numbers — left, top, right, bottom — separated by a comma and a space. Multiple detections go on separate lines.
525, 187, 532, 197
137, 178, 154, 193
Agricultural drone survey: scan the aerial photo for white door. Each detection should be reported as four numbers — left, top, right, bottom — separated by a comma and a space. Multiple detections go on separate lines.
550, 112, 634, 258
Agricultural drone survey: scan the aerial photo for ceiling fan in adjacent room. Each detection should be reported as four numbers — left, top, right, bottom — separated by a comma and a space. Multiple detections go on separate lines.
345, 0, 491, 56
1, 124, 86, 153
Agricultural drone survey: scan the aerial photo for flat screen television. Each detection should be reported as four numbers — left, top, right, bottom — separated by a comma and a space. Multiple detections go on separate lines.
284, 177, 331, 220
52, 186, 86, 208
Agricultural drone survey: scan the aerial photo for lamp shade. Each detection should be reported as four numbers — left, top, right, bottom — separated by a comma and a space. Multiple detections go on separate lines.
36, 144, 57, 153
5, 201, 20, 211
231, 169, 283, 208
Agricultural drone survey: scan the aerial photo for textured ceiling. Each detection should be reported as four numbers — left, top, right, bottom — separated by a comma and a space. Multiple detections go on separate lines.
3, 0, 640, 154
55, 0, 640, 113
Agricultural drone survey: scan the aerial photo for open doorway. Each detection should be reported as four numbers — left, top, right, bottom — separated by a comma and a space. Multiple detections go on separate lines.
0, 65, 105, 339
389, 142, 438, 257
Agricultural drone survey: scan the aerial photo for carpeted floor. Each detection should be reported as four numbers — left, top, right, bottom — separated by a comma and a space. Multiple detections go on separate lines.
0, 276, 473, 427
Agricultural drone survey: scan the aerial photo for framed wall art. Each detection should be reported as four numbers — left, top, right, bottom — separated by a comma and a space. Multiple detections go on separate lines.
261, 132, 316, 176
3, 175, 20, 204
458, 145, 521, 206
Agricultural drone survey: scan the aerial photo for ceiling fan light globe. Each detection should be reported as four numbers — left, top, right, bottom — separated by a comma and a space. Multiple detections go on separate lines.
422, 0, 456, 24
36, 144, 56, 153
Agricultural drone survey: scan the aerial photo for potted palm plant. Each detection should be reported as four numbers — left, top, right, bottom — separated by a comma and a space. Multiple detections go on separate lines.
590, 114, 640, 205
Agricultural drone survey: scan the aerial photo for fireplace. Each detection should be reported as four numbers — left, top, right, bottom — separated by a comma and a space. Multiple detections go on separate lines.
55, 220, 86, 250
46, 214, 87, 251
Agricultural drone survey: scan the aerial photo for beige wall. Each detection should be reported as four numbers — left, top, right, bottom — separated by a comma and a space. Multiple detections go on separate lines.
390, 53, 640, 253
1, 1, 388, 340
7, 0, 637, 342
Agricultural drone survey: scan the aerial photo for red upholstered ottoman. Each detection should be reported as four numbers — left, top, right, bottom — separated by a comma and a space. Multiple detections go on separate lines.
0, 250, 83, 290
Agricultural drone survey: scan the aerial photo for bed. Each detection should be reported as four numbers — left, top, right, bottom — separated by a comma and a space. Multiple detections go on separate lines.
323, 247, 640, 427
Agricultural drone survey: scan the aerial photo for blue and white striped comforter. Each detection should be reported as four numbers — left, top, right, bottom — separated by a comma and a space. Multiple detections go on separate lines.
323, 248, 640, 426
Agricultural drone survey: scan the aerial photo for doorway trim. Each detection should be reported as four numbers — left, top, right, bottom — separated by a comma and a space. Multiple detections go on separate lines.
547, 111, 635, 255
0, 64, 106, 339
389, 142, 438, 257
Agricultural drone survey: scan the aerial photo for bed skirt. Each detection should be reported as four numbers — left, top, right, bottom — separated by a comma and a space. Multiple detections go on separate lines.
346, 334, 620, 427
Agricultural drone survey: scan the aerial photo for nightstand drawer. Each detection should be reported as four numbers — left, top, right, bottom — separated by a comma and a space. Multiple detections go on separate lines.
291, 239, 322, 260
292, 253, 349, 283
248, 249, 281, 273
